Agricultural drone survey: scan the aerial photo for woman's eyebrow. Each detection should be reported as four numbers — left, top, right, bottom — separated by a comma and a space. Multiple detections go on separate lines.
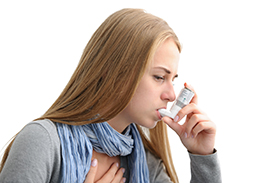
153, 66, 178, 78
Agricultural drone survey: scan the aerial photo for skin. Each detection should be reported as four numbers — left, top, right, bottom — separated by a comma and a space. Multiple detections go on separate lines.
84, 38, 217, 182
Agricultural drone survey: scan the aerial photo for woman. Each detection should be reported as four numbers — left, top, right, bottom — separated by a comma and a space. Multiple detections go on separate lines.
0, 8, 221, 183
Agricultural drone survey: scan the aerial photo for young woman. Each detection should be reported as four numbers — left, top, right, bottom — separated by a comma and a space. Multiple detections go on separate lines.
0, 8, 221, 183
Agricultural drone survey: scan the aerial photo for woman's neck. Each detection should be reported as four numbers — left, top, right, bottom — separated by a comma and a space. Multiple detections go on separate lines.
107, 115, 131, 133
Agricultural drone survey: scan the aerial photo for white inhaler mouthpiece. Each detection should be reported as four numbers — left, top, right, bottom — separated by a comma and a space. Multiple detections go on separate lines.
158, 87, 194, 119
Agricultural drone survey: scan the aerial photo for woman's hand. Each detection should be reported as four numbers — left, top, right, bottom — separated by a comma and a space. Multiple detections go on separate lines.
84, 159, 126, 183
162, 83, 216, 155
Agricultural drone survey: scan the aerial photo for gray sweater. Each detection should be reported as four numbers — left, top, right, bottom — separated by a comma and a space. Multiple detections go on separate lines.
0, 119, 221, 182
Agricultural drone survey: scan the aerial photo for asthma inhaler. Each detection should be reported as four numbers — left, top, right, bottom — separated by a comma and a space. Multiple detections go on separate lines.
158, 87, 194, 119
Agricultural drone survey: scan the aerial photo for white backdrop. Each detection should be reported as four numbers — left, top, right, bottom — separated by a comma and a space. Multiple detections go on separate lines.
1, 1, 274, 182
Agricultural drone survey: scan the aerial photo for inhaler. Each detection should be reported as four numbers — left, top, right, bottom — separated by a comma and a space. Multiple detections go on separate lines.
158, 87, 195, 119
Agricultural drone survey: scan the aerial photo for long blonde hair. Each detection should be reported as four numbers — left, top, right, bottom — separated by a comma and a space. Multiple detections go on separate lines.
1, 8, 181, 182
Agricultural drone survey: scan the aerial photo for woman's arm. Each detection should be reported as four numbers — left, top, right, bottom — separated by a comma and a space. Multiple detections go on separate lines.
0, 120, 61, 183
145, 149, 221, 183
189, 149, 221, 183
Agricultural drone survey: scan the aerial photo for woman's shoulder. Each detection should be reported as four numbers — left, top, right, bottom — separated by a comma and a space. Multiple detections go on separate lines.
22, 119, 61, 148
23, 119, 61, 160
27, 119, 59, 135
14, 118, 60, 147
0, 119, 61, 182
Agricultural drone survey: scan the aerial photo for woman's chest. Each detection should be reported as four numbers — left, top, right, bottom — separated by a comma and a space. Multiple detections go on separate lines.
92, 150, 120, 181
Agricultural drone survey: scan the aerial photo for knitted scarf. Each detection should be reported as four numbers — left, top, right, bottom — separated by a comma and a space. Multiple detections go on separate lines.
56, 122, 149, 183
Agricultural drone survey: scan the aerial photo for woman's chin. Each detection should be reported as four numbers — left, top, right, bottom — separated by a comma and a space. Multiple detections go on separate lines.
139, 120, 159, 129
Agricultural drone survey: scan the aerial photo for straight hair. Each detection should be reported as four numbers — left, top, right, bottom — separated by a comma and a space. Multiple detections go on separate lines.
0, 8, 181, 183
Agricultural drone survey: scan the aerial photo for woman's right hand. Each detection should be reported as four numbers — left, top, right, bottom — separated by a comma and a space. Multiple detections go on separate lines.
84, 159, 126, 183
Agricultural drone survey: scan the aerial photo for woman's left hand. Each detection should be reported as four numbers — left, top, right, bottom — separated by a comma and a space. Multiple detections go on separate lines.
162, 83, 216, 155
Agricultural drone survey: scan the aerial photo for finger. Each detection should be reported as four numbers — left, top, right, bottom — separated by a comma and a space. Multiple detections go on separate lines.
84, 159, 98, 183
192, 121, 216, 138
184, 82, 198, 104
97, 162, 119, 183
121, 178, 127, 183
162, 117, 184, 136
176, 103, 203, 122
111, 167, 126, 183
185, 114, 210, 138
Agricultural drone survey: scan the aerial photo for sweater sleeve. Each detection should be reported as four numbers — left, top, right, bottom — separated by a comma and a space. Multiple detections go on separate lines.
189, 149, 222, 183
0, 120, 61, 183
145, 149, 221, 183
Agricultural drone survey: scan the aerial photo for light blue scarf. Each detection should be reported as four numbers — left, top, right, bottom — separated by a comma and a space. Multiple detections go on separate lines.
56, 122, 150, 183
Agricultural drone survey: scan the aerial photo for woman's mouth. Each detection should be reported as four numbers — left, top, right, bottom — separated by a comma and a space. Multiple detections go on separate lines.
156, 107, 166, 120
156, 110, 162, 120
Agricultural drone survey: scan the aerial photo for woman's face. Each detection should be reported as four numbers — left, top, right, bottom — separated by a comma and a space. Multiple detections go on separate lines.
122, 38, 180, 129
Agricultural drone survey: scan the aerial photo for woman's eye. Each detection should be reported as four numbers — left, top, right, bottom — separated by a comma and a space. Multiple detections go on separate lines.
154, 75, 165, 82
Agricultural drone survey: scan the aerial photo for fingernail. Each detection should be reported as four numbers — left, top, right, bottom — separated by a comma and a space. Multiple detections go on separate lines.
122, 178, 126, 183
174, 115, 179, 122
91, 159, 97, 167
122, 168, 125, 173
185, 132, 188, 138
115, 162, 119, 167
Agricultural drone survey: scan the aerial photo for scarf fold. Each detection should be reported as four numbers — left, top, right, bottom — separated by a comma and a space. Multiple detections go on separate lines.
56, 122, 150, 183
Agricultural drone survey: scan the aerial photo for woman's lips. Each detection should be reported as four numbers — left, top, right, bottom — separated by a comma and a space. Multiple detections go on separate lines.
157, 110, 162, 120
157, 107, 166, 120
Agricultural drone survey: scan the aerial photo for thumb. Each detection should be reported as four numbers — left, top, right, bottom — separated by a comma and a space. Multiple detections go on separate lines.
84, 159, 98, 183
162, 116, 182, 136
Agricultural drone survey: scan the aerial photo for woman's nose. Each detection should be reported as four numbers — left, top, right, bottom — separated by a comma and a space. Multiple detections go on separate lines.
161, 84, 176, 102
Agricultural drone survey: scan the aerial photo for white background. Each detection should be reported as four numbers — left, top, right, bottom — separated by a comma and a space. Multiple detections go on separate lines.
0, 1, 274, 182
